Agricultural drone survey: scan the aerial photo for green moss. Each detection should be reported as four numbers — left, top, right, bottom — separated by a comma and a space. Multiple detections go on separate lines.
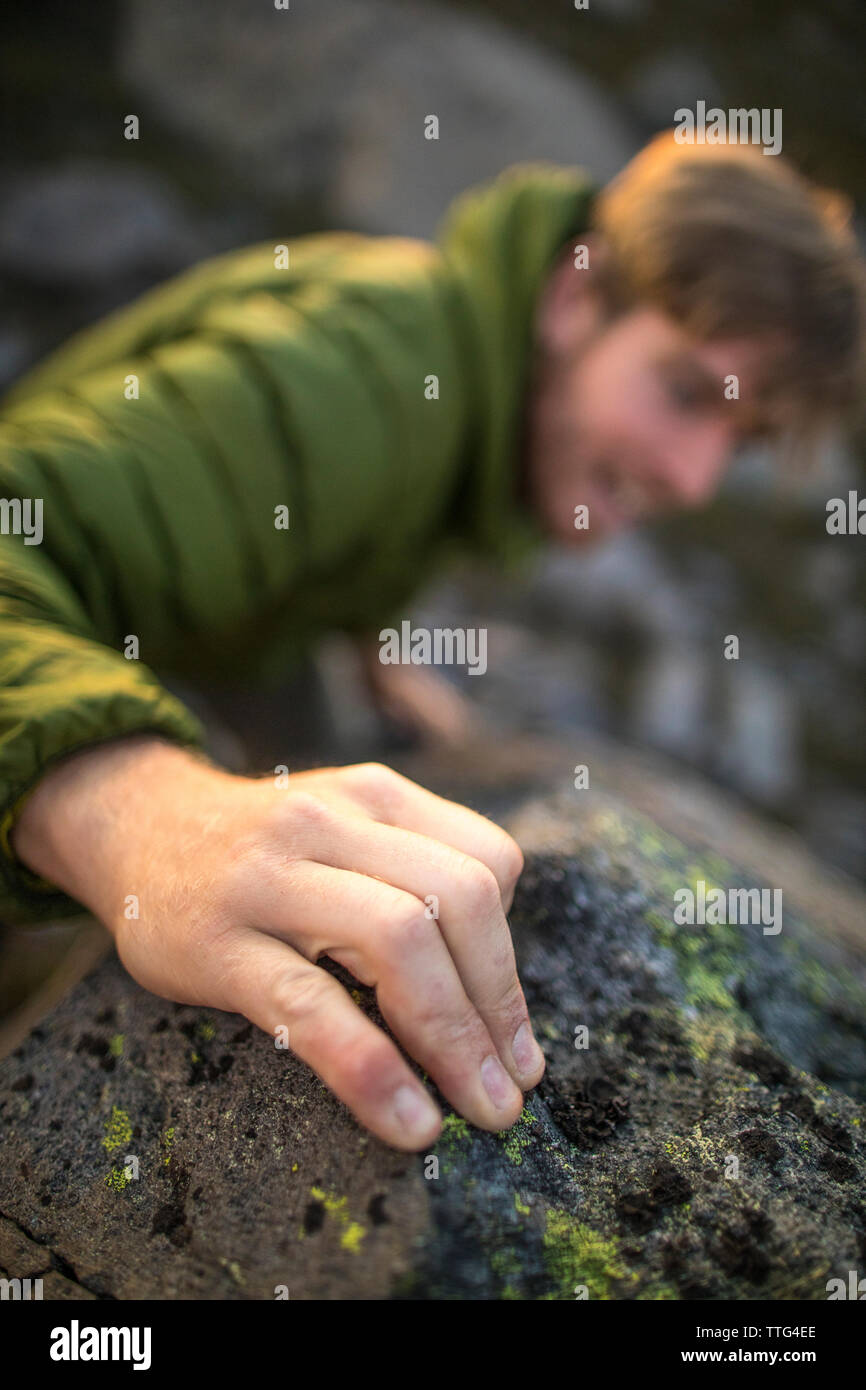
101, 1106, 132, 1154
638, 1283, 679, 1300
161, 1126, 175, 1166
498, 1106, 535, 1165
489, 1244, 525, 1296
108, 1034, 124, 1058
104, 1165, 131, 1192
646, 887, 744, 1015
437, 1113, 471, 1150
543, 1210, 633, 1300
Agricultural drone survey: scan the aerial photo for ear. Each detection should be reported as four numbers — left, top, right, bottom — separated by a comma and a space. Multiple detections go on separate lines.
534, 232, 609, 357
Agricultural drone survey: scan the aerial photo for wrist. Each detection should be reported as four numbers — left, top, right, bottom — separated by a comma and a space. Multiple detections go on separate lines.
11, 735, 216, 923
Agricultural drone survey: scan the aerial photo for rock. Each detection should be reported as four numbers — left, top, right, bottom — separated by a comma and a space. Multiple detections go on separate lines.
712, 661, 800, 807
630, 643, 710, 763
625, 50, 723, 131
0, 161, 202, 287
0, 324, 37, 395
328, 7, 636, 236
528, 536, 703, 642
120, 0, 637, 235
0, 766, 864, 1300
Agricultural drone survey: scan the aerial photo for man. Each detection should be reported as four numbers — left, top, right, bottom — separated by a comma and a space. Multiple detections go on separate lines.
1, 133, 863, 1149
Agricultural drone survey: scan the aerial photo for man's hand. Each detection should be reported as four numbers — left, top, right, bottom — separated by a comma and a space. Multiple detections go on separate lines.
12, 737, 544, 1150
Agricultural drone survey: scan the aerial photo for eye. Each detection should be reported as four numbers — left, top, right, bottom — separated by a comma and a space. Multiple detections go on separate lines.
666, 375, 704, 411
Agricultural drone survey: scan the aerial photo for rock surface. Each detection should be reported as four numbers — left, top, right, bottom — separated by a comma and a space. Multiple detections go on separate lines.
1, 764, 864, 1301
120, 0, 637, 235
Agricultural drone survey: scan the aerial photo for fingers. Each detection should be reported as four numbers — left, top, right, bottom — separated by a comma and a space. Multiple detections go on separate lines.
247, 860, 526, 1131
334, 763, 524, 910
222, 926, 442, 1151
282, 813, 545, 1094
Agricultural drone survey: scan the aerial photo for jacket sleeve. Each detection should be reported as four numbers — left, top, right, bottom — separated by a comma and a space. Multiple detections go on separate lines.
0, 517, 206, 924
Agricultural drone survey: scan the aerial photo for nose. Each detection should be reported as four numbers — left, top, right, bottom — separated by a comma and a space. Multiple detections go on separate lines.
662, 425, 734, 509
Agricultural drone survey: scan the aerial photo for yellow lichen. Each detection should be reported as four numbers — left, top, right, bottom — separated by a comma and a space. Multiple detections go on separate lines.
102, 1106, 132, 1154
309, 1186, 366, 1254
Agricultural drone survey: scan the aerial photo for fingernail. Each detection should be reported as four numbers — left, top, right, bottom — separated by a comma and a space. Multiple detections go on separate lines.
512, 1021, 544, 1077
392, 1084, 439, 1140
481, 1054, 520, 1110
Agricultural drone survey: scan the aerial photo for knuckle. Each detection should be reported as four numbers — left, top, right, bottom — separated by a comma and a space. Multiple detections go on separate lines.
486, 975, 525, 1022
459, 860, 503, 916
342, 761, 402, 813
497, 835, 524, 886
381, 904, 438, 960
281, 790, 335, 837
336, 1043, 394, 1099
219, 843, 270, 900
274, 966, 335, 1026
408, 981, 481, 1043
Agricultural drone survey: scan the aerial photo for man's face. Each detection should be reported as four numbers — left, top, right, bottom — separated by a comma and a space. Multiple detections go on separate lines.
525, 276, 779, 545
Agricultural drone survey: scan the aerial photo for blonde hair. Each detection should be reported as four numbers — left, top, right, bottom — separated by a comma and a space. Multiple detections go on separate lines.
591, 131, 866, 469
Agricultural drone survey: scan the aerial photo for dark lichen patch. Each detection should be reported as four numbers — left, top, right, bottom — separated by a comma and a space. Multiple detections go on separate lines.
541, 1072, 630, 1148
187, 1048, 234, 1086
367, 1193, 389, 1226
302, 1200, 325, 1235
817, 1150, 858, 1183
75, 1033, 116, 1073
616, 1190, 660, 1234
150, 1164, 192, 1249
813, 1117, 853, 1152
779, 1090, 815, 1123
737, 1128, 784, 1167
615, 1160, 692, 1235
714, 1210, 774, 1284
733, 1044, 794, 1089
648, 1159, 693, 1207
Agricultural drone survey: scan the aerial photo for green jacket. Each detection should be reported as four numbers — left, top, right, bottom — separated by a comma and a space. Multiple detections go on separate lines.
0, 162, 593, 923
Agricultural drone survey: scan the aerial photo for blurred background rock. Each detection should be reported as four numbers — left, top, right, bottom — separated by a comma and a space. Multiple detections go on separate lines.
0, 0, 863, 945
